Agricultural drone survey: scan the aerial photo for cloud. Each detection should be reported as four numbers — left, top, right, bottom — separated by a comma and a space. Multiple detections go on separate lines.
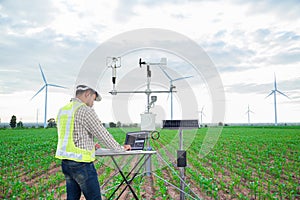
277, 78, 300, 92
218, 65, 256, 73
237, 0, 300, 20
113, 0, 190, 22
201, 25, 300, 75
205, 43, 256, 68
0, 0, 56, 33
252, 29, 271, 44
270, 50, 300, 65
0, 27, 98, 94
225, 78, 300, 96
114, 0, 137, 22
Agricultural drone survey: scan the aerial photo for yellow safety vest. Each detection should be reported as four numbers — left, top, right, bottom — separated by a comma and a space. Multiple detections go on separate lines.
55, 101, 95, 162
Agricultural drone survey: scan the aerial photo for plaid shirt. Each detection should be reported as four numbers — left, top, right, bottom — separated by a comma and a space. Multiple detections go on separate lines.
71, 98, 124, 151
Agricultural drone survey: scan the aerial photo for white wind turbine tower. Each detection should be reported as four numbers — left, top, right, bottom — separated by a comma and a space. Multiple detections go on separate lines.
36, 109, 39, 128
198, 106, 206, 127
266, 74, 290, 126
159, 66, 193, 120
31, 64, 67, 128
245, 105, 254, 125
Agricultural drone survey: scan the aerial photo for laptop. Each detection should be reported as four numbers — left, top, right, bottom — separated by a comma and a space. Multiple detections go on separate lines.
124, 131, 148, 151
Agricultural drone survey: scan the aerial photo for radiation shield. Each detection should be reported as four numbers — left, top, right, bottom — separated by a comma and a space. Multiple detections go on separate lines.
140, 113, 156, 131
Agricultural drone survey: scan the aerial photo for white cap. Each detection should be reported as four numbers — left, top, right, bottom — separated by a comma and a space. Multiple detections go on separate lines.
76, 85, 102, 101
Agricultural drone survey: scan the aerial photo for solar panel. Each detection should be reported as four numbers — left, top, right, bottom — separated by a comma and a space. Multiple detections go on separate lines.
162, 120, 199, 129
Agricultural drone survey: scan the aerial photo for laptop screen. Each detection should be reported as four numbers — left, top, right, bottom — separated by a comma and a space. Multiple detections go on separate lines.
125, 131, 148, 150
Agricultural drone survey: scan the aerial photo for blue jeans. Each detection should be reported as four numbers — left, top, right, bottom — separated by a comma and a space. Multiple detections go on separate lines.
62, 160, 102, 200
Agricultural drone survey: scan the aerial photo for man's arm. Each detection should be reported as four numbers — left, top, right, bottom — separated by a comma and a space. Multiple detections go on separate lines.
84, 107, 127, 151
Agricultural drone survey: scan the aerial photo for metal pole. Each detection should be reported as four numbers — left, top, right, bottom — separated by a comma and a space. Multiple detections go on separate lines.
145, 134, 152, 176
171, 89, 173, 120
179, 128, 185, 200
146, 64, 151, 113
274, 91, 278, 126
44, 86, 48, 128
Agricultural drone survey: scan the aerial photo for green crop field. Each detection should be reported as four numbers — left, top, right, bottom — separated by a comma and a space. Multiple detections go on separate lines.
0, 126, 299, 199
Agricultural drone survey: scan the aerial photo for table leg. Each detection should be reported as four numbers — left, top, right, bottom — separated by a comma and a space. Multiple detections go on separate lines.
107, 154, 152, 200
116, 154, 152, 199
108, 155, 145, 200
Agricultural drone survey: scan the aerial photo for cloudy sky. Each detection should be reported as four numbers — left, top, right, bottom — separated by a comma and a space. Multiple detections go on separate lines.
0, 0, 299, 125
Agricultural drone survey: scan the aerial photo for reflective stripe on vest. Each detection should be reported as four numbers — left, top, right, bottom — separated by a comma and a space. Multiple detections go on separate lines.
55, 101, 95, 162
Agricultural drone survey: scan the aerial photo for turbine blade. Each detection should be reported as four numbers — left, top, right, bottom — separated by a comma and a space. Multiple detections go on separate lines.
166, 93, 170, 101
201, 106, 205, 116
159, 66, 172, 80
39, 64, 47, 84
245, 110, 254, 114
48, 84, 67, 89
173, 75, 193, 82
276, 90, 290, 99
31, 85, 46, 100
265, 91, 274, 98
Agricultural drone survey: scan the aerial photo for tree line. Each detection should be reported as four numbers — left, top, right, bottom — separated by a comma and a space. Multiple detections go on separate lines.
6, 116, 138, 129
8, 115, 56, 129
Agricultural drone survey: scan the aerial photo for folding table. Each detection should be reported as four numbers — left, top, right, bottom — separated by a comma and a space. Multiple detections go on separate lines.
95, 149, 156, 200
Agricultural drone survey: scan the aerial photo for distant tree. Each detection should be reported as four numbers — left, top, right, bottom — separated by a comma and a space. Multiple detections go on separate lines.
10, 115, 17, 129
17, 121, 23, 128
218, 122, 223, 126
47, 118, 57, 128
109, 122, 116, 128
132, 123, 138, 127
116, 121, 121, 128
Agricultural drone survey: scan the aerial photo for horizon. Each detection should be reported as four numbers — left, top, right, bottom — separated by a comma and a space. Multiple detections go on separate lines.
1, 121, 300, 128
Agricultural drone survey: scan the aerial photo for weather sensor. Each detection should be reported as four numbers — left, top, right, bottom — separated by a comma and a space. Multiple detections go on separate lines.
107, 57, 171, 131
107, 57, 121, 95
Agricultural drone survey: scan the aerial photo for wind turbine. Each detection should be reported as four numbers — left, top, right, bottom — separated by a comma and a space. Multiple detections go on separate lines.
31, 64, 67, 128
266, 74, 290, 126
245, 105, 254, 125
159, 66, 193, 120
36, 109, 39, 128
197, 106, 206, 127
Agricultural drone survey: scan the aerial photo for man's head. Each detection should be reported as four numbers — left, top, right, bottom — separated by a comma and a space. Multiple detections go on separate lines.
75, 85, 101, 107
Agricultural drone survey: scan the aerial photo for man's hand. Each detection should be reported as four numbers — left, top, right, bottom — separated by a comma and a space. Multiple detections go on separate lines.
123, 145, 131, 151
95, 143, 101, 150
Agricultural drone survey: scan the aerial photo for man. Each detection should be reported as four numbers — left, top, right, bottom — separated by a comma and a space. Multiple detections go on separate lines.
55, 85, 131, 200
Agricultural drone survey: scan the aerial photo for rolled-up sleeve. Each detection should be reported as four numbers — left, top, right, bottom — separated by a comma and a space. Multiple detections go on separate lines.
83, 107, 124, 151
